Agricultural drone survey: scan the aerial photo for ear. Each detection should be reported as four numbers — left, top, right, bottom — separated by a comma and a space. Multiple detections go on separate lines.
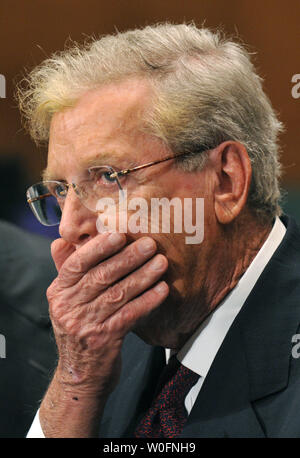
209, 141, 252, 224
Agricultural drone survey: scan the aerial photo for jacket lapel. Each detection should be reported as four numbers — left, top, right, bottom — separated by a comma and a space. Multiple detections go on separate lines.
181, 316, 267, 437
99, 332, 165, 437
182, 216, 300, 437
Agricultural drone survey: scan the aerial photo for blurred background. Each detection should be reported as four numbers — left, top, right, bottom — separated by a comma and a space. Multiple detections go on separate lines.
0, 0, 299, 239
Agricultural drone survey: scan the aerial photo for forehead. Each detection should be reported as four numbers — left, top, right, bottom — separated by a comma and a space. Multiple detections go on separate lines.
46, 79, 155, 179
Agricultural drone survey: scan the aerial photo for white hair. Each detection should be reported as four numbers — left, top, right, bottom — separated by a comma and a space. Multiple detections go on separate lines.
16, 22, 284, 220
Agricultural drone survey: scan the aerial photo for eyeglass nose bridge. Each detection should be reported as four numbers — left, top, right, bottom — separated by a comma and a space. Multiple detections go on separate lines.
70, 182, 79, 194
62, 181, 82, 197
71, 182, 89, 201
63, 182, 89, 207
56, 180, 97, 214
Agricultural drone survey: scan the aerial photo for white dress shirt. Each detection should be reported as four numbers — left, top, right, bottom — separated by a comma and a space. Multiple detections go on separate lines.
27, 216, 286, 437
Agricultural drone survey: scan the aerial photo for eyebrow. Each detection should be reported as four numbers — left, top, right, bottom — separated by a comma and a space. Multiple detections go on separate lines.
81, 151, 122, 168
42, 168, 56, 182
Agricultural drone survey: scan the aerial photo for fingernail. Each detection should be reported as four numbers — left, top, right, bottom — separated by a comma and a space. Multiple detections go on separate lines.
150, 255, 166, 271
138, 237, 156, 255
108, 232, 124, 246
154, 282, 168, 294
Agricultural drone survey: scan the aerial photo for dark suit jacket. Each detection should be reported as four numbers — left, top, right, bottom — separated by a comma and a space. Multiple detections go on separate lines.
0, 221, 57, 438
99, 215, 300, 438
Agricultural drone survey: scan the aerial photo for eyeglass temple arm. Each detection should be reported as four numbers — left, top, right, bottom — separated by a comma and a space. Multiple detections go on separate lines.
27, 192, 52, 204
111, 153, 187, 179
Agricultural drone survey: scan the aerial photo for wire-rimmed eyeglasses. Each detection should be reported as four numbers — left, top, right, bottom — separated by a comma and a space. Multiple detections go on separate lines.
26, 151, 191, 226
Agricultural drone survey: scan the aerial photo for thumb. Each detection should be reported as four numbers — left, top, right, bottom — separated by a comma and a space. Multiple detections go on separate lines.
51, 238, 75, 272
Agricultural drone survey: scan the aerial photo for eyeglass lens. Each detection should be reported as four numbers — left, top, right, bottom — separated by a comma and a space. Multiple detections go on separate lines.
26, 166, 123, 226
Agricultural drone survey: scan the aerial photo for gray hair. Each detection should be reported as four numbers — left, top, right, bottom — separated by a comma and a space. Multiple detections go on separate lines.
16, 22, 284, 220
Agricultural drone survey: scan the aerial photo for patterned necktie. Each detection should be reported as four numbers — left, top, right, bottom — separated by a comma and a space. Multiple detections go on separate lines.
134, 355, 200, 438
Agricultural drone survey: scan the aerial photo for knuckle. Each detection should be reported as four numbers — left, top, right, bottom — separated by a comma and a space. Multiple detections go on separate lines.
106, 314, 126, 335
46, 279, 61, 303
50, 238, 60, 258
48, 298, 65, 322
51, 306, 79, 336
91, 266, 111, 287
85, 334, 102, 350
64, 253, 86, 275
78, 276, 98, 300
129, 245, 143, 263
121, 305, 139, 325
46, 284, 55, 302
105, 283, 125, 305
95, 322, 114, 343
122, 245, 141, 267
63, 318, 78, 335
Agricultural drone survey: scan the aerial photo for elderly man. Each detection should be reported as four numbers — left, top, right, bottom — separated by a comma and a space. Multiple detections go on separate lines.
19, 23, 300, 438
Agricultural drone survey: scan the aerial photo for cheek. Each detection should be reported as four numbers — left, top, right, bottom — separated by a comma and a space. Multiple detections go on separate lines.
95, 178, 213, 249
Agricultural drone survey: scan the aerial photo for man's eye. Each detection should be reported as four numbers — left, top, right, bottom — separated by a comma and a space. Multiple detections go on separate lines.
88, 167, 120, 187
102, 171, 117, 183
54, 184, 67, 197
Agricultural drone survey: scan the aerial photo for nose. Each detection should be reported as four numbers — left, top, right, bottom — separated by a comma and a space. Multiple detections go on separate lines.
59, 186, 98, 247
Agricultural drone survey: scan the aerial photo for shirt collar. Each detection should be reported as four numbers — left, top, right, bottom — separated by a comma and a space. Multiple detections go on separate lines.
166, 216, 287, 377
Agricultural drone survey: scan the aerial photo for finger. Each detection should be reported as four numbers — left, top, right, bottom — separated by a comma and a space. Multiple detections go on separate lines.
87, 253, 168, 319
58, 231, 127, 287
75, 237, 158, 301
106, 281, 169, 336
51, 238, 75, 272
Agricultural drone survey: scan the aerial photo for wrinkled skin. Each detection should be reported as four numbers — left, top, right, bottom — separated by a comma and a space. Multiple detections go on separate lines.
39, 78, 271, 437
